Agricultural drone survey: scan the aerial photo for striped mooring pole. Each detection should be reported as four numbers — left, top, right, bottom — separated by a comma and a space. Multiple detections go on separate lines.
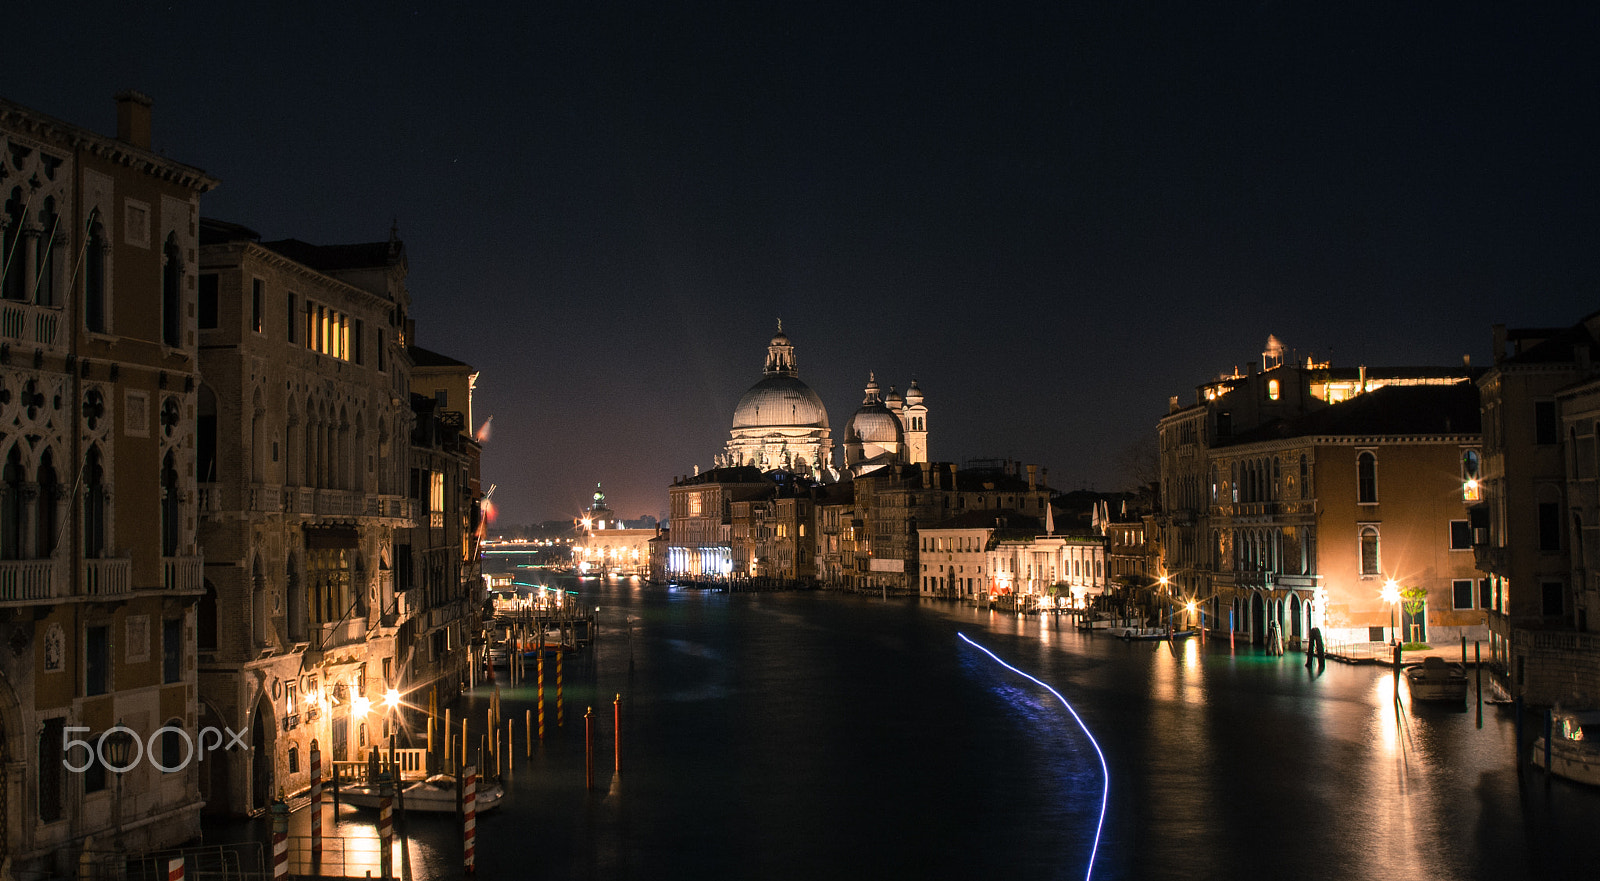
270, 799, 288, 880
310, 745, 323, 874
558, 649, 565, 727
464, 765, 478, 874
168, 857, 184, 881
538, 652, 546, 739
379, 774, 394, 881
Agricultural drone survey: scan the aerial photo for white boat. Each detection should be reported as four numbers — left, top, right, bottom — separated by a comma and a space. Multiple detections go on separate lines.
1531, 709, 1600, 786
340, 774, 505, 813
1111, 626, 1194, 640
1404, 656, 1469, 703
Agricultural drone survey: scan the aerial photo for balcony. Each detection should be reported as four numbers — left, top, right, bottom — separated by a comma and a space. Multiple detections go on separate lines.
84, 557, 132, 597
316, 616, 367, 649
0, 559, 61, 603
163, 555, 203, 594
1, 300, 62, 348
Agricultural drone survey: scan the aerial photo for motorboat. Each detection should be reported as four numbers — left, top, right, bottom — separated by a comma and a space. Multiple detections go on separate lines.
1111, 626, 1194, 640
1404, 656, 1469, 703
340, 773, 505, 813
1531, 709, 1600, 786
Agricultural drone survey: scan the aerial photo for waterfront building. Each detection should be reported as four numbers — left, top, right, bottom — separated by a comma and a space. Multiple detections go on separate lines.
573, 484, 654, 577
988, 529, 1108, 608
664, 466, 773, 582
0, 93, 216, 873
1476, 315, 1600, 705
195, 220, 419, 815
403, 346, 484, 715
917, 510, 1011, 600
1157, 339, 1485, 647
729, 476, 818, 586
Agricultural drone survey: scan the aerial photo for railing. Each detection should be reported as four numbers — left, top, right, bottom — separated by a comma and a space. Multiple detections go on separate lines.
250, 483, 282, 513
285, 487, 315, 514
0, 559, 59, 602
370, 495, 413, 520
196, 482, 222, 514
316, 489, 362, 517
84, 557, 132, 596
331, 748, 429, 785
0, 300, 62, 347
317, 616, 367, 649
163, 555, 203, 593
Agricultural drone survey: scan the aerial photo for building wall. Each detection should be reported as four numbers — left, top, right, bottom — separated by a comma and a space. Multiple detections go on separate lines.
0, 94, 215, 874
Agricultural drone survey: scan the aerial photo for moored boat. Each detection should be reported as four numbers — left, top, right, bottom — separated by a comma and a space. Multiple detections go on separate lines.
1404, 656, 1468, 703
341, 773, 506, 813
1531, 709, 1600, 786
1111, 626, 1195, 640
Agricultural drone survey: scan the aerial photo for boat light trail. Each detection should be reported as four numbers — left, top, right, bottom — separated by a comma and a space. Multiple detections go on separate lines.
959, 631, 1108, 881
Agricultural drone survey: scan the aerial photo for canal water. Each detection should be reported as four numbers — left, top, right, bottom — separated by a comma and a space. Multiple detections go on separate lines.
231, 576, 1596, 880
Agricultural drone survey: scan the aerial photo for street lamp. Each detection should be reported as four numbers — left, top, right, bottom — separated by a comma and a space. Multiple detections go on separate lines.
105, 729, 135, 849
1382, 578, 1401, 645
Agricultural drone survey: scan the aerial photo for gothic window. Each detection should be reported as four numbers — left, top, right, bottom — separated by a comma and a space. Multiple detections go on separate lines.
160, 451, 180, 556
2, 188, 24, 301
84, 446, 107, 558
35, 449, 57, 558
35, 197, 57, 306
1, 446, 24, 560
85, 220, 107, 332
1357, 451, 1378, 504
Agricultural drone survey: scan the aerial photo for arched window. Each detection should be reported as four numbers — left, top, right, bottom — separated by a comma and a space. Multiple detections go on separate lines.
1359, 526, 1380, 576
36, 197, 57, 307
84, 446, 107, 558
1267, 378, 1280, 401
2, 188, 25, 301
1357, 451, 1378, 504
35, 449, 58, 558
85, 219, 108, 332
162, 232, 182, 347
160, 451, 180, 556
1, 446, 25, 559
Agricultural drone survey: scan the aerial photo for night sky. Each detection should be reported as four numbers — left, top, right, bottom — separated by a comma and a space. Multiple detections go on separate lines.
9, 2, 1597, 526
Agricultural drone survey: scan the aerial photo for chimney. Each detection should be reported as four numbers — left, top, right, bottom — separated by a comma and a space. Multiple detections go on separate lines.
114, 90, 154, 150
1026, 464, 1037, 491
1492, 324, 1506, 364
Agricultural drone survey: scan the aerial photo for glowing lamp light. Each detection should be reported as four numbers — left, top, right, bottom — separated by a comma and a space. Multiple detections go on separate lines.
1185, 600, 1197, 616
352, 695, 372, 717
384, 688, 401, 710
1381, 579, 1400, 606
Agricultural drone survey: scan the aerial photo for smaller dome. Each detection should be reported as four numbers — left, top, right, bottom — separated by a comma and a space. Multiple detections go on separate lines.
770, 331, 791, 347
849, 404, 903, 446
904, 380, 924, 403
885, 386, 903, 406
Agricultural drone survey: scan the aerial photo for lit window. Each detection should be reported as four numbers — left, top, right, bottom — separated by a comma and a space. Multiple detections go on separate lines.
1267, 379, 1280, 401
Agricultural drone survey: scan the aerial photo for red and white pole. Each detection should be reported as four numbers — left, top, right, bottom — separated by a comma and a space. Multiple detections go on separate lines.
310, 746, 323, 874
463, 765, 478, 874
270, 799, 288, 880
168, 857, 184, 881
379, 780, 394, 881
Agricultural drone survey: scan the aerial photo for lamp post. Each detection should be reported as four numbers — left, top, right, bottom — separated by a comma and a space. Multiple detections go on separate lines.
1382, 579, 1401, 645
104, 729, 135, 851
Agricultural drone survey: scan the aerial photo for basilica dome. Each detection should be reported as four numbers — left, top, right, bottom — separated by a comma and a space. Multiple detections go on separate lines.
732, 374, 830, 430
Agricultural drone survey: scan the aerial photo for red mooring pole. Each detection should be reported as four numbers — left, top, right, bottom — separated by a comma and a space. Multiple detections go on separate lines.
463, 765, 478, 874
613, 693, 621, 773
310, 745, 323, 876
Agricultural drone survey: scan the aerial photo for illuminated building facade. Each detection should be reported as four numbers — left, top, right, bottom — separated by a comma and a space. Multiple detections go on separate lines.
987, 532, 1108, 608
1158, 339, 1485, 647
665, 466, 774, 582
1476, 315, 1600, 704
573, 484, 654, 577
0, 93, 215, 873
196, 221, 419, 815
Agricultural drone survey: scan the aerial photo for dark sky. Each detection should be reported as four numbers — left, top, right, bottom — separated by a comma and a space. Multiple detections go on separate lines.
9, 2, 1597, 526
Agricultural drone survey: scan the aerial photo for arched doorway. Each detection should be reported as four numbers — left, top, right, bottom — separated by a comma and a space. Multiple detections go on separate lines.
1290, 595, 1302, 642
1251, 593, 1266, 644
251, 694, 274, 813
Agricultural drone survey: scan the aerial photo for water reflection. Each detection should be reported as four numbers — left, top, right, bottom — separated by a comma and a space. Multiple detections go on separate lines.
204, 582, 1600, 881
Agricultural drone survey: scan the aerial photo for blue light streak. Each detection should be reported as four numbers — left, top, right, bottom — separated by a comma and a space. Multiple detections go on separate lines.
959, 631, 1108, 881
